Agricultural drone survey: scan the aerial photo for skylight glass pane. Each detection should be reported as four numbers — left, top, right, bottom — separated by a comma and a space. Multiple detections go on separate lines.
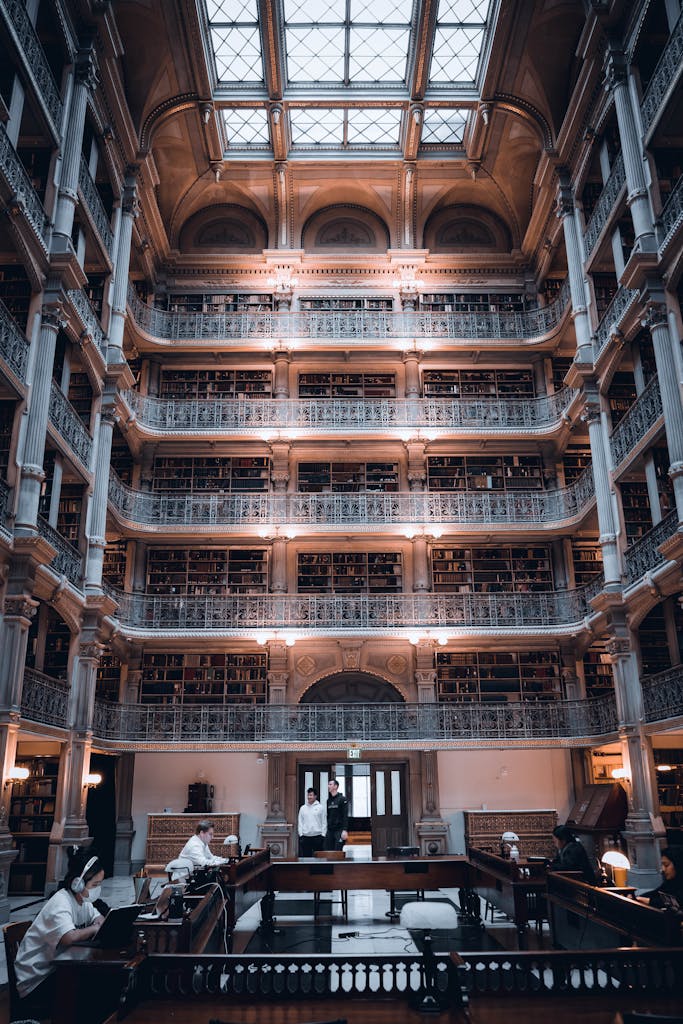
347, 108, 402, 145
421, 108, 468, 144
222, 108, 270, 146
437, 0, 489, 20
287, 27, 346, 82
206, 0, 263, 84
430, 26, 485, 82
290, 108, 345, 145
206, 0, 257, 19
349, 27, 409, 82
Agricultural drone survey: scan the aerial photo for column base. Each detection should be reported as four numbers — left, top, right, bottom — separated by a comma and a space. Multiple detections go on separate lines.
259, 821, 293, 859
416, 820, 450, 856
622, 811, 666, 890
0, 838, 19, 923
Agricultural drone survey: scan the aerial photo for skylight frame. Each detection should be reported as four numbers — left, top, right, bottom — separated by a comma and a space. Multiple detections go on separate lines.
289, 105, 404, 150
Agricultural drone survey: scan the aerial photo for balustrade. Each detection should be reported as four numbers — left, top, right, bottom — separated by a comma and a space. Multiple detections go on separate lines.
37, 514, 83, 586
0, 121, 50, 252
78, 156, 114, 258
0, 0, 63, 134
623, 508, 678, 585
67, 288, 107, 361
0, 297, 29, 381
124, 387, 576, 436
108, 467, 595, 530
48, 380, 93, 469
659, 171, 683, 252
127, 279, 571, 345
583, 152, 626, 258
642, 664, 683, 722
592, 286, 639, 356
609, 375, 662, 469
21, 668, 69, 727
0, 477, 11, 537
640, 10, 683, 137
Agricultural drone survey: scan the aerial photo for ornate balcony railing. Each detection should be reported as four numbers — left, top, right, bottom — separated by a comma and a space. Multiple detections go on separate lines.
0, 477, 11, 538
90, 695, 616, 746
0, 0, 63, 135
48, 381, 93, 469
0, 120, 50, 253
592, 286, 639, 357
658, 172, 683, 252
127, 278, 571, 346
67, 288, 107, 362
640, 10, 683, 137
111, 588, 592, 635
21, 668, 69, 727
0, 297, 29, 382
123, 387, 576, 436
583, 153, 626, 258
623, 508, 678, 586
37, 514, 83, 586
78, 156, 114, 258
108, 467, 595, 531
609, 375, 662, 469
642, 664, 683, 723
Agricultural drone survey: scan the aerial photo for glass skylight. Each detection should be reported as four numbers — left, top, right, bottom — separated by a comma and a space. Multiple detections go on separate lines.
429, 0, 491, 85
290, 107, 402, 147
205, 0, 263, 84
222, 108, 271, 147
421, 108, 468, 144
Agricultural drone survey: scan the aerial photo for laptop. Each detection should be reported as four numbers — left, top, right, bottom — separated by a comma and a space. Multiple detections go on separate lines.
77, 903, 143, 948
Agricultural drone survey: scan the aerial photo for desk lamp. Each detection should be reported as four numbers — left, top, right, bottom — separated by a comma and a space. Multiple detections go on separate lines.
223, 833, 241, 858
601, 849, 630, 887
501, 831, 520, 861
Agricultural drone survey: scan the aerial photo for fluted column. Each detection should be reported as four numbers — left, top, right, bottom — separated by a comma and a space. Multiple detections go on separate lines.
15, 296, 63, 531
270, 537, 288, 593
273, 350, 290, 398
403, 350, 421, 398
582, 385, 621, 585
604, 45, 656, 254
53, 40, 98, 245
84, 388, 116, 590
113, 753, 135, 875
556, 173, 593, 361
412, 535, 430, 591
641, 295, 683, 518
108, 171, 138, 355
405, 440, 427, 492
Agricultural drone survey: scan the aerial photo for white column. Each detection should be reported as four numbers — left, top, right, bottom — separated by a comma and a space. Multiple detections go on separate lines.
556, 175, 593, 361
84, 388, 116, 590
108, 171, 138, 356
53, 42, 98, 246
582, 385, 622, 585
642, 294, 683, 519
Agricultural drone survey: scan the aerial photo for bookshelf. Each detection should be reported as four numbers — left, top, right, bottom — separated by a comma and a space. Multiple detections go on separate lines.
298, 296, 393, 311
152, 456, 270, 492
582, 640, 613, 697
146, 547, 268, 595
84, 274, 107, 317
110, 427, 133, 484
551, 357, 572, 389
418, 292, 526, 312
8, 756, 59, 894
156, 292, 275, 313
620, 480, 653, 542
0, 265, 31, 330
562, 447, 592, 483
427, 455, 543, 491
297, 461, 399, 492
422, 369, 534, 398
298, 372, 396, 398
67, 371, 94, 425
297, 552, 402, 593
431, 545, 553, 592
16, 145, 51, 201
638, 604, 672, 677
436, 650, 561, 702
607, 373, 637, 427
0, 400, 14, 475
57, 483, 83, 543
592, 274, 619, 318
571, 540, 603, 587
580, 180, 604, 221
43, 617, 71, 678
97, 653, 122, 702
140, 651, 268, 705
654, 750, 683, 828
160, 369, 272, 400
543, 279, 565, 304
102, 539, 128, 589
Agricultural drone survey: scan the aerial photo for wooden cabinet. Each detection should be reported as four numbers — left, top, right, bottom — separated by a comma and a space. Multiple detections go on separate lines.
297, 551, 402, 593
464, 809, 557, 858
9, 757, 59, 894
145, 812, 240, 867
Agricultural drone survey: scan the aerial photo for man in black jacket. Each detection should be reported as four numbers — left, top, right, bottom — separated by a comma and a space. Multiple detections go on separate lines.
325, 779, 349, 851
548, 825, 597, 884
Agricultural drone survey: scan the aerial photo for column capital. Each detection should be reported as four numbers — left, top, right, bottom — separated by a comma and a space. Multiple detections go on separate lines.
555, 172, 575, 218
78, 639, 104, 661
606, 636, 632, 662
603, 44, 629, 92
581, 395, 602, 425
74, 40, 99, 93
640, 298, 668, 332
2, 595, 38, 621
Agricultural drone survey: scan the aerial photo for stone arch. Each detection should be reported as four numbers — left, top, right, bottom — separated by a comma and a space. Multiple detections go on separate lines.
301, 205, 390, 253
423, 203, 512, 253
178, 203, 268, 253
300, 671, 404, 703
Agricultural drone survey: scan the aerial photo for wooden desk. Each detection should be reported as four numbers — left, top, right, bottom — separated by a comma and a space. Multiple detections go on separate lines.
467, 847, 549, 941
216, 848, 271, 946
547, 871, 683, 948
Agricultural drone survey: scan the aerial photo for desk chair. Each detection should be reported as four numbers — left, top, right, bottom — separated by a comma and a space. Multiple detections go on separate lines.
3, 919, 32, 1022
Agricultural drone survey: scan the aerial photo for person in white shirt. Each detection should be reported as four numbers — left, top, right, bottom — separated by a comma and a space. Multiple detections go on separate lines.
298, 788, 327, 857
177, 820, 228, 869
15, 848, 105, 1018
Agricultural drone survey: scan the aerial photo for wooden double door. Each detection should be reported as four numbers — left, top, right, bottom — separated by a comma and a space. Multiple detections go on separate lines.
299, 761, 409, 856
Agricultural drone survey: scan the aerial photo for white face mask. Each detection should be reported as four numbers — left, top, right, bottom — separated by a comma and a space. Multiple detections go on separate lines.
83, 884, 102, 903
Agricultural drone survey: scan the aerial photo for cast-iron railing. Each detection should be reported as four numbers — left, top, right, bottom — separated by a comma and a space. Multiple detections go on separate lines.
21, 668, 69, 727
583, 153, 626, 258
48, 380, 93, 469
0, 477, 11, 538
0, 0, 63, 134
78, 156, 114, 258
642, 664, 683, 723
609, 375, 662, 469
592, 286, 639, 357
37, 514, 83, 586
623, 508, 678, 585
67, 288, 107, 362
640, 10, 683, 136
658, 171, 683, 253
0, 121, 50, 252
0, 297, 29, 382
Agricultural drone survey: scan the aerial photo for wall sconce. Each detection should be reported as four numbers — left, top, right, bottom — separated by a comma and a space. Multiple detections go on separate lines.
611, 767, 630, 781
84, 772, 102, 789
656, 764, 674, 772
256, 753, 269, 765
4, 766, 29, 788
601, 849, 630, 887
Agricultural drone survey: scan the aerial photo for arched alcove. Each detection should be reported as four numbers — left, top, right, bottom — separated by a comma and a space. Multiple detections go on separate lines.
301, 205, 390, 253
177, 203, 268, 253
300, 671, 404, 703
423, 203, 512, 253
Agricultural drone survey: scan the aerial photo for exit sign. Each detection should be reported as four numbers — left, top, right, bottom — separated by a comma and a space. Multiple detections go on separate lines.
347, 748, 361, 760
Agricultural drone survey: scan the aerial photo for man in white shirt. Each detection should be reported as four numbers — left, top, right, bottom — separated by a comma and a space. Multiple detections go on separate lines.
297, 788, 326, 857
177, 821, 228, 869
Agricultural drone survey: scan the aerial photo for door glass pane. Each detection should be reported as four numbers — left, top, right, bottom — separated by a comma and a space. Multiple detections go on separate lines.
375, 770, 385, 815
304, 770, 313, 792
391, 769, 401, 814
352, 774, 371, 816
320, 770, 329, 795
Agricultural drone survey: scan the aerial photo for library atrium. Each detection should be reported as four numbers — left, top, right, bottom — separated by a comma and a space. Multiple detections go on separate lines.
1, 0, 683, 913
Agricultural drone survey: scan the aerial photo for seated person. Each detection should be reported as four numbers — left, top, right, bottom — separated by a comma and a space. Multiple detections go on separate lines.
14, 847, 105, 1018
177, 820, 228, 869
639, 846, 683, 909
548, 824, 597, 884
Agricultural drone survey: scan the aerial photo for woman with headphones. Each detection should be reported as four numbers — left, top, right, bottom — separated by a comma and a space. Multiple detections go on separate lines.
14, 846, 105, 1017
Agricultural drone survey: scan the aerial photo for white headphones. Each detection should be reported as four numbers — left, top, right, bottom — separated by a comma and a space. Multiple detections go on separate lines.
71, 855, 98, 894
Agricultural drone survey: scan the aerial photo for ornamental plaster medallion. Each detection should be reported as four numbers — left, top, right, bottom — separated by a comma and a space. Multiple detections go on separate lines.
386, 655, 407, 675
296, 655, 316, 676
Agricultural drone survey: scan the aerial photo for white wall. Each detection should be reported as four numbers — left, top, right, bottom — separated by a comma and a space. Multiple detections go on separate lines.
131, 752, 268, 864
437, 748, 574, 854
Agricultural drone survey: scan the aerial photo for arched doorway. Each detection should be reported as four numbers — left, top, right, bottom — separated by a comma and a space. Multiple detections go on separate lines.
296, 672, 409, 855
